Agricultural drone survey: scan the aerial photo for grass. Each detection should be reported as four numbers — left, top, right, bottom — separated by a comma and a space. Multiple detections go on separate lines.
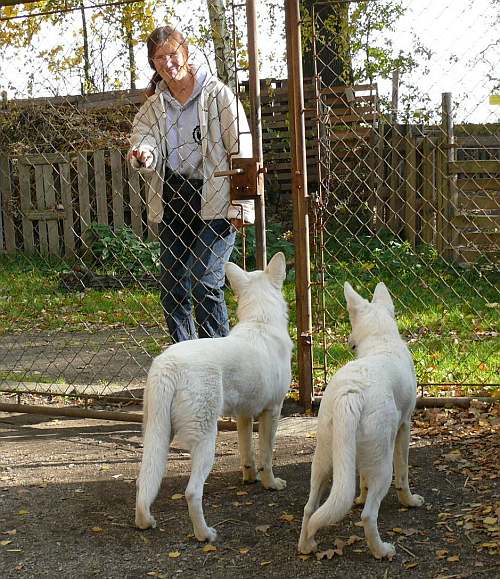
0, 237, 498, 397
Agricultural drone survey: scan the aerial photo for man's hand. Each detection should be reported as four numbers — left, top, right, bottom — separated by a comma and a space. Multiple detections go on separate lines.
230, 218, 250, 229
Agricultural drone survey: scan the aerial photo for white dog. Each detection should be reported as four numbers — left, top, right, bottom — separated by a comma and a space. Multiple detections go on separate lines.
298, 282, 424, 559
135, 252, 292, 542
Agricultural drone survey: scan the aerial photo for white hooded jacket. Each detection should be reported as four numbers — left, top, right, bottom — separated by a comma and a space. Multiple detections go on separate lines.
129, 72, 255, 224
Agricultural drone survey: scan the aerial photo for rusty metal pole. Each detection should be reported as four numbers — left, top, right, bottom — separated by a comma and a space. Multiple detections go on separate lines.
286, 0, 313, 409
246, 0, 267, 269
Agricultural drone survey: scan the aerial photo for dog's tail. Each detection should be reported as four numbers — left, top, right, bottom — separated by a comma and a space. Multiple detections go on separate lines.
135, 359, 175, 529
307, 390, 363, 536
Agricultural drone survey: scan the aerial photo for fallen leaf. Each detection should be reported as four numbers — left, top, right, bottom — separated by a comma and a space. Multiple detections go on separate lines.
90, 527, 104, 533
17, 509, 29, 516
171, 493, 183, 501
346, 535, 363, 545
483, 517, 497, 525
239, 547, 250, 554
168, 551, 181, 559
236, 491, 248, 496
280, 513, 295, 523
404, 561, 418, 569
0, 540, 12, 546
298, 554, 310, 561
447, 554, 460, 562
1, 530, 16, 536
260, 560, 272, 566
316, 549, 336, 560
202, 544, 217, 553
255, 524, 271, 534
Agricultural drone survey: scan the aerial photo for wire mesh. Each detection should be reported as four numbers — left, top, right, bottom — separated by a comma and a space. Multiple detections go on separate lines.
306, 0, 499, 396
0, 0, 498, 411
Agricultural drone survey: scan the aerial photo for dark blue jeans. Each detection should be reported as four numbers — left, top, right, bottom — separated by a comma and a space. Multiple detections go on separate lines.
159, 175, 236, 342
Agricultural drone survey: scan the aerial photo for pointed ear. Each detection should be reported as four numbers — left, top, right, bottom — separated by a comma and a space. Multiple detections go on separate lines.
344, 282, 368, 313
265, 252, 286, 288
225, 261, 249, 296
372, 282, 395, 317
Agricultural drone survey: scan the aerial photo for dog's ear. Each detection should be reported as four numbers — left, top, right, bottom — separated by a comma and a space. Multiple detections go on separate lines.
372, 282, 395, 318
344, 282, 368, 313
225, 261, 249, 296
265, 252, 286, 288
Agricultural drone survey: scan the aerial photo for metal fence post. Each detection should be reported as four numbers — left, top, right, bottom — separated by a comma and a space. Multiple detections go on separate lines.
286, 0, 314, 409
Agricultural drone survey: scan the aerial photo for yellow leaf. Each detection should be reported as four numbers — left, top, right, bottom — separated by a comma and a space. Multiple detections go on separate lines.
316, 549, 336, 560
305, 431, 316, 438
298, 554, 310, 561
239, 547, 250, 554
0, 540, 12, 546
483, 517, 497, 525
90, 527, 104, 533
435, 549, 448, 558
404, 562, 418, 569
202, 544, 217, 553
447, 554, 460, 562
171, 493, 183, 500
392, 527, 403, 533
236, 491, 248, 496
280, 513, 295, 523
260, 560, 272, 566
168, 551, 181, 558
2, 530, 16, 536
17, 509, 29, 516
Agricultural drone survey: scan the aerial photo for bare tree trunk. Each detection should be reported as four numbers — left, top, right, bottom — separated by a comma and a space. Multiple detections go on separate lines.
79, 1, 93, 93
123, 18, 137, 89
207, 0, 236, 90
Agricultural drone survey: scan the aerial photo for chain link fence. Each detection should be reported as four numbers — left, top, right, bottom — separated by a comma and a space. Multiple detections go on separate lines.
305, 0, 499, 397
0, 0, 498, 415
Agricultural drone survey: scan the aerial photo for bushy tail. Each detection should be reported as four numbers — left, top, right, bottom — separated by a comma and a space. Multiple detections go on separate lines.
308, 391, 363, 535
135, 361, 175, 528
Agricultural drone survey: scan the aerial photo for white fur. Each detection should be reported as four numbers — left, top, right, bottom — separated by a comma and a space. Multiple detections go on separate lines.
135, 252, 293, 542
298, 282, 424, 559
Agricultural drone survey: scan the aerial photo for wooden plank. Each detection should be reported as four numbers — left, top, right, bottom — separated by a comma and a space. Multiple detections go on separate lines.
452, 214, 500, 230
110, 149, 124, 229
34, 165, 48, 255
435, 141, 445, 253
455, 247, 499, 264
18, 162, 34, 253
59, 162, 75, 259
404, 135, 417, 248
42, 164, 60, 255
457, 230, 500, 247
94, 149, 108, 226
457, 192, 500, 211
449, 160, 500, 174
456, 177, 500, 192
388, 131, 404, 234
374, 123, 386, 231
128, 164, 143, 237
421, 138, 435, 244
0, 154, 16, 252
77, 152, 91, 244
17, 153, 69, 165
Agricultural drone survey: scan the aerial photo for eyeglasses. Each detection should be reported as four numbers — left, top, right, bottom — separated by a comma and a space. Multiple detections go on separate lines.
153, 53, 181, 63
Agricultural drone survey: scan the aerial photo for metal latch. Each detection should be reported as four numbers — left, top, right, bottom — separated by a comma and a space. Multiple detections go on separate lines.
214, 157, 266, 201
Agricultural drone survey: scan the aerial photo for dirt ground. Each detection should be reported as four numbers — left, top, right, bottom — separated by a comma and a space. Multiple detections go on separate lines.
0, 397, 498, 579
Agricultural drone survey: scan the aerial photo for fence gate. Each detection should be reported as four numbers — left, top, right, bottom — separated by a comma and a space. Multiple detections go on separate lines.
304, 2, 499, 401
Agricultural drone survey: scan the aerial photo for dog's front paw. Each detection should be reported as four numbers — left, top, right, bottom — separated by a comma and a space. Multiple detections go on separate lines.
372, 542, 395, 560
262, 476, 287, 491
298, 537, 317, 555
196, 527, 217, 543
135, 511, 156, 530
402, 493, 424, 508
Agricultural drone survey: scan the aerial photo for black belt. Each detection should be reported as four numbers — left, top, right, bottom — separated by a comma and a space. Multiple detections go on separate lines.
164, 172, 203, 190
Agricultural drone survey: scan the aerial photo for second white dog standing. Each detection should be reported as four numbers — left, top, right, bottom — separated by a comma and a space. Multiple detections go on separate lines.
135, 252, 293, 542
299, 281, 424, 559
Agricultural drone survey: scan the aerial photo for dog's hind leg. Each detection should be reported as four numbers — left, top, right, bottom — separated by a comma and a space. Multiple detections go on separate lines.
393, 420, 424, 507
298, 439, 332, 554
258, 408, 286, 491
186, 428, 217, 543
360, 461, 395, 559
237, 416, 257, 483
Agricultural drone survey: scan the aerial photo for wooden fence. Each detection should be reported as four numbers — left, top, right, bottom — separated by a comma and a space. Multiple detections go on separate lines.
374, 129, 500, 265
0, 149, 154, 258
